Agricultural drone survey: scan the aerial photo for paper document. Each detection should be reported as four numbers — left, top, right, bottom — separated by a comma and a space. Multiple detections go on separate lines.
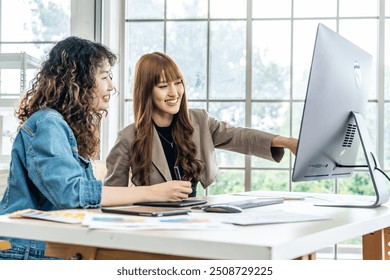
82, 212, 232, 230
222, 210, 330, 226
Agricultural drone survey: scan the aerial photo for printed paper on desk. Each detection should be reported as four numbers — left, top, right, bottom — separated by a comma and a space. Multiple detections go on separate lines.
83, 213, 232, 230
82, 213, 160, 230
14, 209, 86, 224
222, 210, 330, 226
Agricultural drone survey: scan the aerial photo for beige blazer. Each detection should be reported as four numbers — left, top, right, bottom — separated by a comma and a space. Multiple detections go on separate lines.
104, 109, 284, 188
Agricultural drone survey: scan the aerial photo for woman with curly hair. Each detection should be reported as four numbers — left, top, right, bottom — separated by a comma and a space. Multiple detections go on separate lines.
0, 36, 138, 260
104, 52, 297, 200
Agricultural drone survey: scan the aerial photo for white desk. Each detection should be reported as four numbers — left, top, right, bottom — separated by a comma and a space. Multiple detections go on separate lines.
0, 192, 389, 260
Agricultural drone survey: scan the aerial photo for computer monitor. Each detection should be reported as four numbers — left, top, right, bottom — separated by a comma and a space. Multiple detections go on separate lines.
292, 23, 389, 208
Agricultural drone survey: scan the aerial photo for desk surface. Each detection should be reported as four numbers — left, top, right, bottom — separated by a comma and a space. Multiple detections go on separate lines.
1, 191, 390, 260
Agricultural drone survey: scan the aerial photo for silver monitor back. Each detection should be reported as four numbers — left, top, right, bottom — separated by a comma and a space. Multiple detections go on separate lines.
292, 24, 389, 207
293, 23, 372, 182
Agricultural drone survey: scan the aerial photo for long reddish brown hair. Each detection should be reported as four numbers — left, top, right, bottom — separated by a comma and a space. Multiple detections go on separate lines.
16, 36, 117, 159
130, 52, 204, 185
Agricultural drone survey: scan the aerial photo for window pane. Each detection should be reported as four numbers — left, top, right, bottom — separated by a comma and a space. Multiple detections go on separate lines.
188, 101, 207, 110
1, 0, 70, 41
126, 22, 164, 101
166, 22, 208, 99
350, 103, 377, 171
209, 21, 246, 99
292, 179, 335, 193
1, 0, 32, 41
216, 150, 245, 168
339, 0, 379, 17
126, 0, 164, 19
251, 170, 289, 191
292, 102, 304, 138
338, 172, 374, 195
252, 102, 290, 168
252, 103, 290, 135
124, 101, 134, 127
293, 20, 336, 99
252, 21, 291, 100
252, 152, 289, 168
339, 20, 377, 61
208, 169, 245, 195
210, 0, 246, 19
167, 0, 208, 19
387, 1, 390, 16
386, 19, 390, 100
339, 21, 377, 56
339, 20, 377, 100
294, 0, 337, 17
208, 101, 246, 169
196, 183, 206, 197
208, 102, 245, 126
385, 103, 390, 169
252, 0, 291, 18
127, 22, 164, 60
366, 103, 378, 157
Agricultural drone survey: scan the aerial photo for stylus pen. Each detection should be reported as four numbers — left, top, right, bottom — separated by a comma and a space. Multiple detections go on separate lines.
175, 166, 195, 196
174, 165, 182, 180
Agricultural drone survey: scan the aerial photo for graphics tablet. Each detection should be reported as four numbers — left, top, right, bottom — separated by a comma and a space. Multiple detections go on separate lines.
134, 199, 207, 208
101, 206, 191, 217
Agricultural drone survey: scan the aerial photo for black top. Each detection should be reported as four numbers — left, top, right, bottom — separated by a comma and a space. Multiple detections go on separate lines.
154, 122, 198, 197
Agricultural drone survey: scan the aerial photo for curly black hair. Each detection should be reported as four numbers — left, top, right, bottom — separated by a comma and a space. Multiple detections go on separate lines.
16, 36, 117, 159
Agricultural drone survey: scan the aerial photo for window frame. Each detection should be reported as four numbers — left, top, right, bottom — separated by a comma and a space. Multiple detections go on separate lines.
118, 0, 387, 196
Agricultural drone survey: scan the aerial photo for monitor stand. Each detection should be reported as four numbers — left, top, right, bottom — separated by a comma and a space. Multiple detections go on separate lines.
315, 111, 390, 208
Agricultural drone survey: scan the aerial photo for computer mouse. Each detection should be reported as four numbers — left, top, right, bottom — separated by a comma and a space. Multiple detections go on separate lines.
202, 204, 242, 213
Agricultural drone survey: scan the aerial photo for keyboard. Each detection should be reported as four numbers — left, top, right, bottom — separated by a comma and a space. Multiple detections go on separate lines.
194, 197, 284, 210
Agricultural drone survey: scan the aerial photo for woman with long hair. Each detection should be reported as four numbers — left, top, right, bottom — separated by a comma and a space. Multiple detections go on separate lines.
105, 51, 297, 199
0, 37, 152, 260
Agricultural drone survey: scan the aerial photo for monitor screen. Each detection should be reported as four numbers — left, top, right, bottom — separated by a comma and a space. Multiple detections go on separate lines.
292, 23, 389, 207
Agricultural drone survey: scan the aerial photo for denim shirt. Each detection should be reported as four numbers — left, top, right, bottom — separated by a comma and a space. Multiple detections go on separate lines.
0, 108, 102, 253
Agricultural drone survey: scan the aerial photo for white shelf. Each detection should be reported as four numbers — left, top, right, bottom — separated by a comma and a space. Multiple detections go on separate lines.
0, 52, 40, 69
0, 52, 40, 157
0, 52, 40, 96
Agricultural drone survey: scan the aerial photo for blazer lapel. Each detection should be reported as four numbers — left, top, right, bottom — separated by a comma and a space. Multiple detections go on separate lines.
152, 128, 172, 181
192, 123, 201, 159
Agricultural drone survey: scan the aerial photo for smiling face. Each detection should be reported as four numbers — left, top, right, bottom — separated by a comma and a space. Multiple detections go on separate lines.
151, 71, 184, 127
93, 59, 115, 111
133, 52, 188, 128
